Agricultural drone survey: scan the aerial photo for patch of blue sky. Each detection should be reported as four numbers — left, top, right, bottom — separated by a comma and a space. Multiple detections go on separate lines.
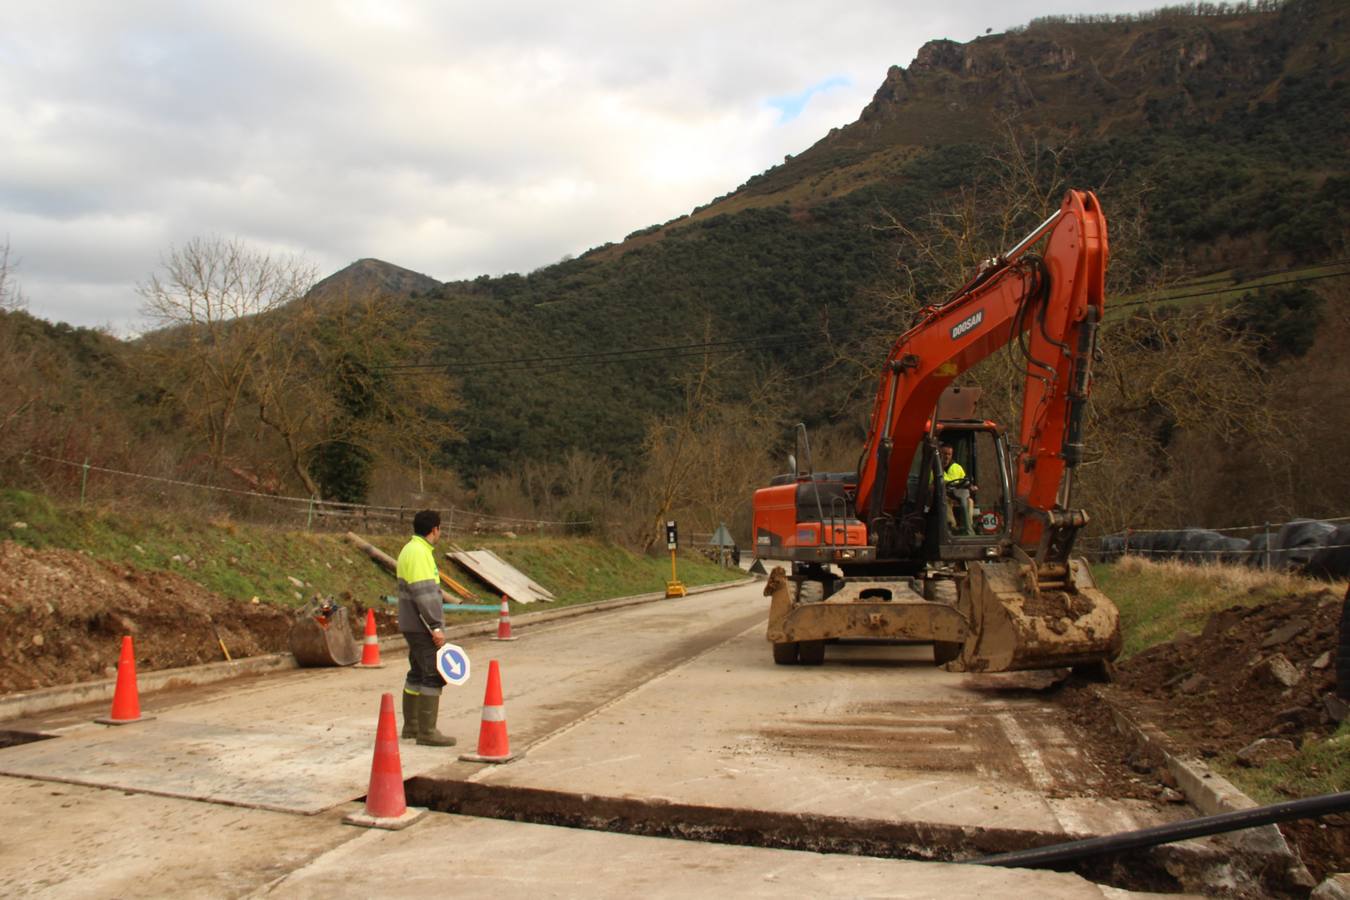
766, 76, 852, 124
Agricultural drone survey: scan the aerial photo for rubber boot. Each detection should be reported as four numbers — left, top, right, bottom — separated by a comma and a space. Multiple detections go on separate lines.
401, 690, 419, 740
416, 693, 457, 747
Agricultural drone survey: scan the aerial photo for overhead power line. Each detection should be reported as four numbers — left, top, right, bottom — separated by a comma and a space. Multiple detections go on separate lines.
375, 262, 1350, 377
374, 328, 831, 374
1113, 267, 1350, 310
1156, 256, 1350, 289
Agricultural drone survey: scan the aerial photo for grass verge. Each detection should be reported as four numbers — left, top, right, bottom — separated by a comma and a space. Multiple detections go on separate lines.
1215, 721, 1350, 804
366, 532, 745, 619
1092, 554, 1348, 801
0, 489, 745, 619
1091, 555, 1343, 658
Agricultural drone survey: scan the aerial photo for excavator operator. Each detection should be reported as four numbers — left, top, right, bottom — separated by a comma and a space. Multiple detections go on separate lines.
941, 443, 976, 535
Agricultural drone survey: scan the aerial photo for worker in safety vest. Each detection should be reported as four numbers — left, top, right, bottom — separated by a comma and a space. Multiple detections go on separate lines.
940, 443, 975, 535
396, 510, 456, 747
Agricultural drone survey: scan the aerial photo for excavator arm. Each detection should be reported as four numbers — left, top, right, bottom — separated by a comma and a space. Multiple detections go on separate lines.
755, 190, 1120, 673
1012, 191, 1107, 558
855, 189, 1108, 562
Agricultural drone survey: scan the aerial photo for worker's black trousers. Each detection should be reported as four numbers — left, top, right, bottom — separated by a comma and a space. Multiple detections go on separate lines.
402, 630, 443, 695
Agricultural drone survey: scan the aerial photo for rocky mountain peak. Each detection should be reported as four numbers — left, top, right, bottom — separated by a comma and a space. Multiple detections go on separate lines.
828, 0, 1343, 157
309, 258, 442, 304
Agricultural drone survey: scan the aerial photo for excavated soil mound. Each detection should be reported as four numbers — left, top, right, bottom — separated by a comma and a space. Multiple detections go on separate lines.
1087, 589, 1348, 882
1111, 590, 1343, 757
0, 542, 395, 694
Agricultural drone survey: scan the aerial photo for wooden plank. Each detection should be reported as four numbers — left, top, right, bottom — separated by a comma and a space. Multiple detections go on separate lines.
445, 547, 552, 604
438, 570, 477, 601
479, 548, 555, 599
449, 550, 539, 603
344, 532, 471, 603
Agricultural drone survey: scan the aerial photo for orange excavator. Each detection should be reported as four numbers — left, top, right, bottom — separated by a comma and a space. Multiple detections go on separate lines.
752, 190, 1122, 672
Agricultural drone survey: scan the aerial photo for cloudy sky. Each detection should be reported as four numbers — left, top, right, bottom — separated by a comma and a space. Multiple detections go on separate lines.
2, 1, 1167, 333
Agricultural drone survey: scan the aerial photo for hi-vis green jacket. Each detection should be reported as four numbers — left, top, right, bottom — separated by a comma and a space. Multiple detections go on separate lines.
396, 534, 442, 633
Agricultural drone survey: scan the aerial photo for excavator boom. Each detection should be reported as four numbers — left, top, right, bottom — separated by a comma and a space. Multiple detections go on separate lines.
855, 190, 1108, 551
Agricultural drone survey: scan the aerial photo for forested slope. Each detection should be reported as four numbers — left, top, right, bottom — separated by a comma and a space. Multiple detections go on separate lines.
397, 1, 1346, 496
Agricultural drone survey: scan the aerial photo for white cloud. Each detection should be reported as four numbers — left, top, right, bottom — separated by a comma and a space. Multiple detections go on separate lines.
1, 0, 1171, 331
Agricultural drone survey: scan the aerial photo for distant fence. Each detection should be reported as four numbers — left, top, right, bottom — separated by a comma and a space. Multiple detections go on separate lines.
16, 451, 590, 536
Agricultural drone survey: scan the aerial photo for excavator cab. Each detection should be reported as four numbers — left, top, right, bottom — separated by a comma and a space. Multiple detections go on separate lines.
920, 423, 1013, 558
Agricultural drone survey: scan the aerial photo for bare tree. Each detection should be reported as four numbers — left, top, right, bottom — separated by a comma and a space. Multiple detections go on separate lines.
0, 242, 33, 440
249, 287, 460, 501
1081, 301, 1284, 530
632, 350, 784, 552
474, 448, 619, 535
138, 237, 316, 468
838, 132, 1076, 412
0, 241, 25, 312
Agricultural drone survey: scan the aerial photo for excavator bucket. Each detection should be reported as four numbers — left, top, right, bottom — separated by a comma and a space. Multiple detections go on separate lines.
287, 600, 361, 667
956, 558, 1121, 672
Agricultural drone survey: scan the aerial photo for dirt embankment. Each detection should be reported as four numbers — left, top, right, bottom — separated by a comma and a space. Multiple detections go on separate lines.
1066, 588, 1349, 883
1110, 590, 1344, 757
0, 542, 395, 694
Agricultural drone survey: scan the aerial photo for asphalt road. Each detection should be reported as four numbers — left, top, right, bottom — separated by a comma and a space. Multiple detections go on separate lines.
0, 577, 1188, 898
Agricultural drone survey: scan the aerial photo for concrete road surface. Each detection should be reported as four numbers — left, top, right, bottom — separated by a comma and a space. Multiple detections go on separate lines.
0, 579, 1187, 897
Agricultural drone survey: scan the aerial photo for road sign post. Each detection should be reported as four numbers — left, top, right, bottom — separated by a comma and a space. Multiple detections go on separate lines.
664, 520, 686, 598
710, 523, 734, 568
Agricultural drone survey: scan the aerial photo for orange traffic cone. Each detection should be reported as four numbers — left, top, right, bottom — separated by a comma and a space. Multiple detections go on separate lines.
96, 636, 153, 725
459, 659, 522, 763
358, 609, 384, 667
343, 693, 426, 830
492, 596, 517, 642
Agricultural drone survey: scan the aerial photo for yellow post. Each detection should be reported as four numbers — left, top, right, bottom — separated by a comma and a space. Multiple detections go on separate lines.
665, 548, 686, 598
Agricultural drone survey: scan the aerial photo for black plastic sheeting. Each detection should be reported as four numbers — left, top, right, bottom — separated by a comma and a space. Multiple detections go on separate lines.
1097, 519, 1350, 579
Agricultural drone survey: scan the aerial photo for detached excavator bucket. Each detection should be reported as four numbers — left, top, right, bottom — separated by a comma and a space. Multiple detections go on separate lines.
956, 558, 1121, 673
288, 602, 361, 667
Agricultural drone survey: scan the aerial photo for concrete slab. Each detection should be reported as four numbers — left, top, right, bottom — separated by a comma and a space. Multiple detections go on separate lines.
0, 717, 386, 814
0, 776, 1191, 899
262, 808, 1141, 899
0, 587, 770, 814
0, 775, 357, 898
459, 621, 1180, 838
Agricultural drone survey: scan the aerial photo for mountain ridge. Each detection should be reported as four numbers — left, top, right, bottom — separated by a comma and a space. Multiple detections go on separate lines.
208, 0, 1350, 507
310, 257, 443, 301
